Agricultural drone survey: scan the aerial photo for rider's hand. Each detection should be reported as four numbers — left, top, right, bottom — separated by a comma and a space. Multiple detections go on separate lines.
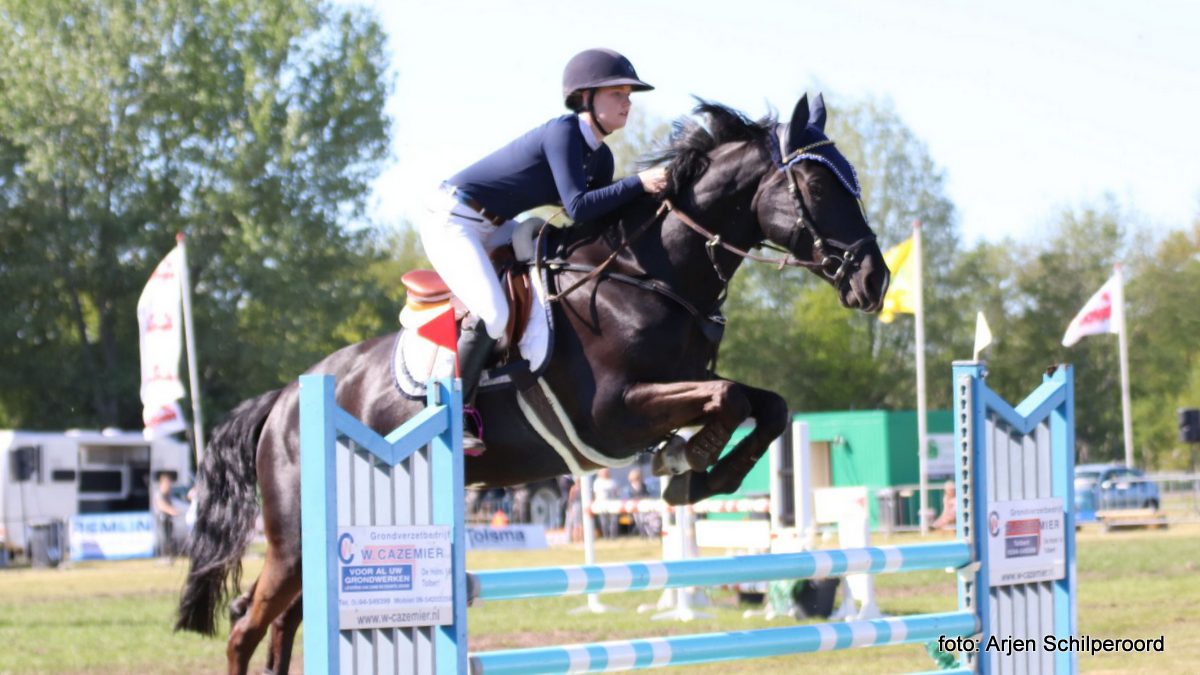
638, 167, 668, 195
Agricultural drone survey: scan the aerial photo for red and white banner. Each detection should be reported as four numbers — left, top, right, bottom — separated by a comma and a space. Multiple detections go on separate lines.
138, 247, 187, 437
1061, 272, 1123, 347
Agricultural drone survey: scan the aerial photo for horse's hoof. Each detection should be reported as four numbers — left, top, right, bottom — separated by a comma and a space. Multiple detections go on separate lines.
663, 471, 709, 505
651, 435, 690, 477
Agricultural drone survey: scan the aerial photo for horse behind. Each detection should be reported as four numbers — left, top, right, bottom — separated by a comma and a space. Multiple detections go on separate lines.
176, 93, 889, 674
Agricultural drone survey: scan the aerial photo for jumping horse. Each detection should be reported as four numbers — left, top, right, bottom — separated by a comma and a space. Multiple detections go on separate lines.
176, 93, 890, 673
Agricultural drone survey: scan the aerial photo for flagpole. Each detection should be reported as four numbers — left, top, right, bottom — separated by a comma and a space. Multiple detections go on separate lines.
913, 221, 929, 536
176, 233, 206, 465
1114, 264, 1134, 467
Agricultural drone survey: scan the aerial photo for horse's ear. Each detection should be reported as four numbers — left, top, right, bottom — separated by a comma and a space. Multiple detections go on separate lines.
785, 94, 810, 153
810, 93, 827, 131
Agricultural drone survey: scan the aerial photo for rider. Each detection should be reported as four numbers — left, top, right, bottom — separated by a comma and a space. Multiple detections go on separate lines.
418, 48, 669, 451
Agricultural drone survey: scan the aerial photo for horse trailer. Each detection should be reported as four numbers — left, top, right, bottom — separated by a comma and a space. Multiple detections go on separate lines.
0, 429, 192, 561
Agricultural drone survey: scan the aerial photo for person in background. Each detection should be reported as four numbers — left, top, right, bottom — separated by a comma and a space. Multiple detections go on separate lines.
564, 479, 583, 543
592, 468, 620, 539
622, 468, 658, 538
624, 468, 651, 499
932, 480, 958, 530
185, 486, 198, 530
154, 472, 180, 558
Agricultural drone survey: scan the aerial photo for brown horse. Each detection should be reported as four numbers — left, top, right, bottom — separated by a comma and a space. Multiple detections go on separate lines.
176, 93, 889, 673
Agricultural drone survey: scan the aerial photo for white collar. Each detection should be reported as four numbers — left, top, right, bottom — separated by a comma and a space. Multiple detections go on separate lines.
578, 116, 603, 150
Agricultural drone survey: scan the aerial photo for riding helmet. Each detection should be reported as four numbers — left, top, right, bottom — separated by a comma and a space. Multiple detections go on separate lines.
562, 48, 654, 108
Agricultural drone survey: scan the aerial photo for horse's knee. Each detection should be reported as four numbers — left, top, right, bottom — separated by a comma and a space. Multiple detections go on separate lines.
708, 381, 751, 420
755, 391, 789, 439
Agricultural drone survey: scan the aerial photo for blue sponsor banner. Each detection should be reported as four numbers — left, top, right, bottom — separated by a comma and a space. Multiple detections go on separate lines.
68, 512, 155, 560
341, 564, 414, 593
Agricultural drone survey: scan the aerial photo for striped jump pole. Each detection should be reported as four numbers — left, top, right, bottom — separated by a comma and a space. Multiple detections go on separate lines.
303, 362, 1077, 674
468, 541, 969, 601
470, 612, 977, 675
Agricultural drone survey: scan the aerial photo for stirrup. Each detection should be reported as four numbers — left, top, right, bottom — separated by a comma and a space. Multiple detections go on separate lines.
463, 407, 486, 456
463, 432, 487, 456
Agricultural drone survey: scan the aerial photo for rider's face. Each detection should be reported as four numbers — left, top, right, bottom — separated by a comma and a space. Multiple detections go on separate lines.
588, 85, 633, 133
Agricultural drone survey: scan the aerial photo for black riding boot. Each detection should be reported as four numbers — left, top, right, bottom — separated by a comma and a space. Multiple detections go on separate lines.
457, 316, 497, 452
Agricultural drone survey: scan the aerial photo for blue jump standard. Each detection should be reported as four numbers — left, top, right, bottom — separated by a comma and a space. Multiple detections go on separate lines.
302, 362, 1077, 674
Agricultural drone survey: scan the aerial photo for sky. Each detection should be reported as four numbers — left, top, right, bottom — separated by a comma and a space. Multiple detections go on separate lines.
356, 0, 1200, 244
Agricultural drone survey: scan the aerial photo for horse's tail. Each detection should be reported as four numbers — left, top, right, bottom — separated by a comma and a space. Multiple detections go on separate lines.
175, 388, 283, 636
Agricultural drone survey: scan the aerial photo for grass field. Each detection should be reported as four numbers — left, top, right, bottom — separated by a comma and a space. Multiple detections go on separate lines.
1, 524, 1197, 674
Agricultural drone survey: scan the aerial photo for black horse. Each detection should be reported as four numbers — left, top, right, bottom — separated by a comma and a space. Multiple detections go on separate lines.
176, 93, 889, 673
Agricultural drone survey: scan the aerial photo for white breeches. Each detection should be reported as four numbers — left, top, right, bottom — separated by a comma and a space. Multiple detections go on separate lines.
417, 189, 516, 340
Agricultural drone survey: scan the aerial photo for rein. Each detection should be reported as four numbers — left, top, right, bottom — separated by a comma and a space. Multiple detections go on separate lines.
536, 135, 876, 320
534, 203, 725, 334
537, 202, 669, 303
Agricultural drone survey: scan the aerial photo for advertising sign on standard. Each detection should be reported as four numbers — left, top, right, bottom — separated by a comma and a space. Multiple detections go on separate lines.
985, 498, 1066, 586
335, 525, 453, 630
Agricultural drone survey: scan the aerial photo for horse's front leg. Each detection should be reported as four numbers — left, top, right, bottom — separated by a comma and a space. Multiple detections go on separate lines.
658, 383, 788, 505
623, 379, 752, 474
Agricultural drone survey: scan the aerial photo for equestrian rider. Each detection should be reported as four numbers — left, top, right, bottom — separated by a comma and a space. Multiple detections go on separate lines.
418, 48, 668, 451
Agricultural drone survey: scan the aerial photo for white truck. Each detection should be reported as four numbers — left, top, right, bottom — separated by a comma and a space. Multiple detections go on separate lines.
0, 429, 192, 562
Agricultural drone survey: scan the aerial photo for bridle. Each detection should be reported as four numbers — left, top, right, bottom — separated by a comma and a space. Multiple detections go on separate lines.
668, 138, 877, 291
539, 136, 877, 320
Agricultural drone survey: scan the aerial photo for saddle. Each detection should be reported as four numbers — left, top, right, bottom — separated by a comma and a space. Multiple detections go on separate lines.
399, 252, 534, 360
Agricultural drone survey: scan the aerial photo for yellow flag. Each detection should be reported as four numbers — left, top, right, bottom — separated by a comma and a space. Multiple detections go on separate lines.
878, 237, 916, 323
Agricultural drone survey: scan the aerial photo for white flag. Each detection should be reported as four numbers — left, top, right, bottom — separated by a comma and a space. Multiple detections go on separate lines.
143, 401, 186, 440
973, 311, 993, 360
1062, 273, 1122, 347
137, 247, 187, 436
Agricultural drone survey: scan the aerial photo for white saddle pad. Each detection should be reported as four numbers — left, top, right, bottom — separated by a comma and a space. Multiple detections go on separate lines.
392, 266, 553, 399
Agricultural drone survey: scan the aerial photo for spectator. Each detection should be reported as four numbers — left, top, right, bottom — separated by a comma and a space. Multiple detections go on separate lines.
622, 468, 660, 538
932, 480, 957, 530
154, 472, 180, 558
556, 475, 575, 530
623, 468, 650, 499
185, 486, 198, 530
592, 469, 620, 539
564, 480, 584, 543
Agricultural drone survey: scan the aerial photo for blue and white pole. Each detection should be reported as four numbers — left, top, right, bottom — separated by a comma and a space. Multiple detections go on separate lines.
469, 541, 970, 602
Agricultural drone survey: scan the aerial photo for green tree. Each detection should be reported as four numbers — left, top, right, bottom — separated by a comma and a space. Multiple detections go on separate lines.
0, 0, 392, 429
1125, 220, 1200, 468
965, 201, 1128, 462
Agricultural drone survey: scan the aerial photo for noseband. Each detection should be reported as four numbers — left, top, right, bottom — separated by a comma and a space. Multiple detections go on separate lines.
780, 140, 877, 287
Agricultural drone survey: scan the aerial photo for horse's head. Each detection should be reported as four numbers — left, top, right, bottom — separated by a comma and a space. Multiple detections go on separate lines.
753, 94, 889, 312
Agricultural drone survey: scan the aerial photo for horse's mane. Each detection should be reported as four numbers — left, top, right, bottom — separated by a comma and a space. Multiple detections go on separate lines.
645, 100, 777, 199
553, 101, 775, 253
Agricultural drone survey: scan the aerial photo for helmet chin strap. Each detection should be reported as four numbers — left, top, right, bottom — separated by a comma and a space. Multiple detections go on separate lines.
585, 89, 610, 136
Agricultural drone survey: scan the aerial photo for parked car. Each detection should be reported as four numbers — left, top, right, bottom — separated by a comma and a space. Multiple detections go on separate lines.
1074, 464, 1160, 521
